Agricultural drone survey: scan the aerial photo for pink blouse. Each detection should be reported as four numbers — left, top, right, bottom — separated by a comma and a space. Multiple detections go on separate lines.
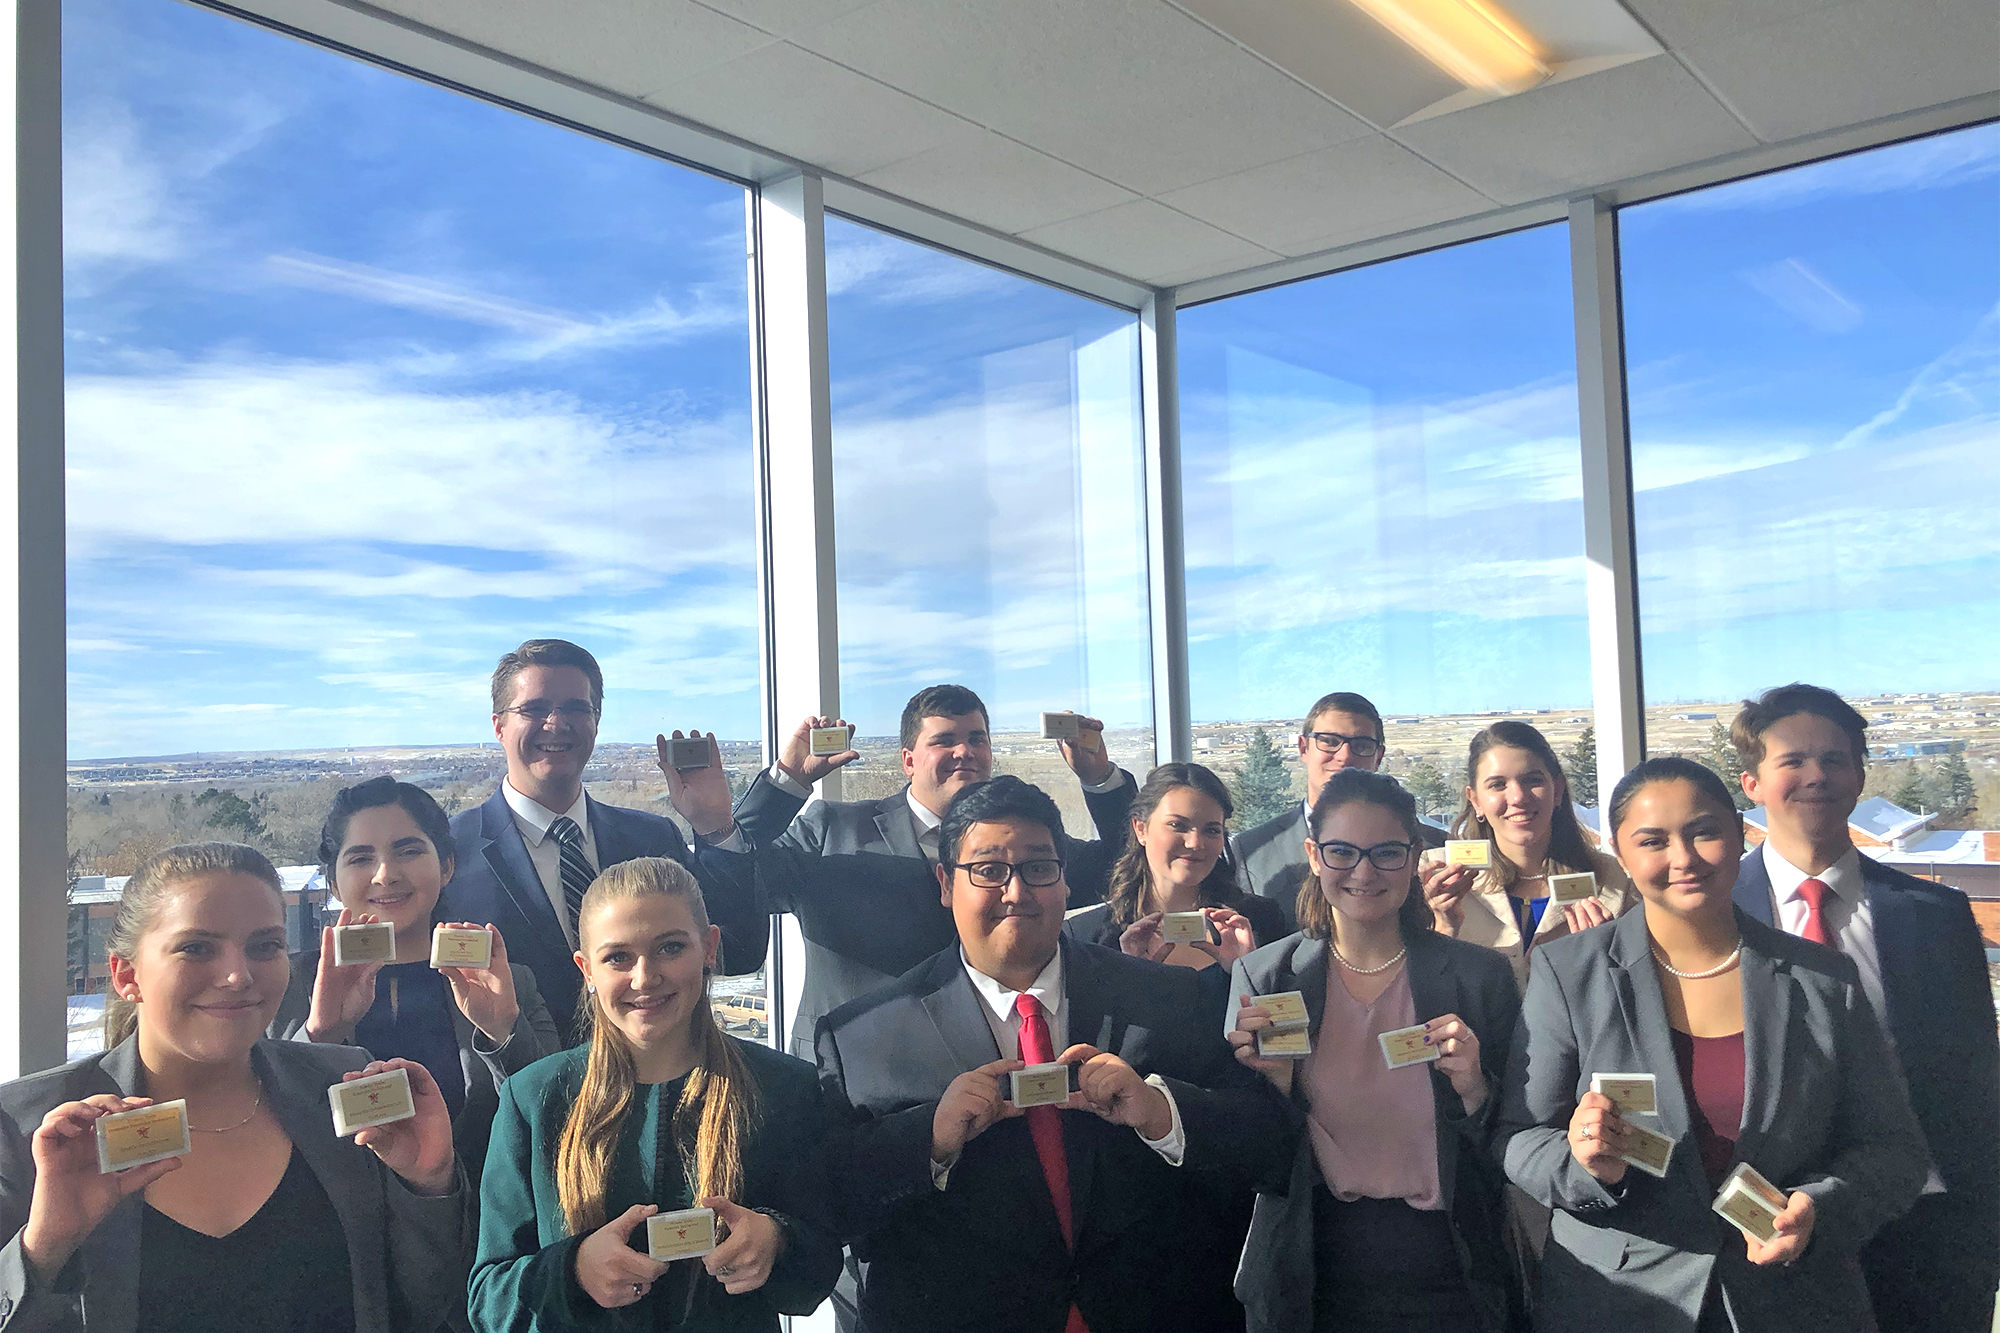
1300, 963, 1444, 1209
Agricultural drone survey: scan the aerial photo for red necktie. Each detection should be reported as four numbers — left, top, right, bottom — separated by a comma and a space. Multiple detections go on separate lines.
1797, 877, 1832, 947
1015, 994, 1090, 1333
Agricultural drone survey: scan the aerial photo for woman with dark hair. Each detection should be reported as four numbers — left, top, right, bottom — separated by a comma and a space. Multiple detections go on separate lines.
0, 842, 469, 1332
271, 775, 559, 1186
1495, 757, 1927, 1332
1421, 720, 1633, 990
1066, 763, 1284, 971
470, 857, 839, 1332
1228, 770, 1521, 1333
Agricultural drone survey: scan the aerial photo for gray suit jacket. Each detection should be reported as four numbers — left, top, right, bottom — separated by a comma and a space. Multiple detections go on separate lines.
1231, 805, 1309, 933
0, 1037, 472, 1333
1496, 906, 1928, 1332
269, 951, 561, 1188
1228, 932, 1521, 1333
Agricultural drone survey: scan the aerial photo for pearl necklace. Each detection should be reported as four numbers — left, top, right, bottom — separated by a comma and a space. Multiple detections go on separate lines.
1650, 945, 1742, 980
1330, 941, 1407, 975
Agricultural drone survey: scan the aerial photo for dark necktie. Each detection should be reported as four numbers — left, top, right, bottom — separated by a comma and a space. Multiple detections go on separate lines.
547, 815, 595, 937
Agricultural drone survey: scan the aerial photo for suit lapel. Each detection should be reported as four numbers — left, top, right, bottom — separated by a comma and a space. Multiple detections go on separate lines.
1734, 914, 1793, 1157
85, 1040, 146, 1333
1290, 937, 1331, 1035
874, 790, 925, 861
919, 954, 1004, 1073
1402, 936, 1466, 1207
589, 796, 642, 869
1606, 907, 1692, 1141
1733, 845, 1778, 925
1058, 941, 1116, 1246
478, 790, 564, 952
1859, 858, 1914, 1037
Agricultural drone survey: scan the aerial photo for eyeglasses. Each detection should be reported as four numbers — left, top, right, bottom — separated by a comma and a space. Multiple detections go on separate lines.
948, 859, 1066, 889
1314, 839, 1413, 871
499, 701, 600, 723
1303, 730, 1381, 759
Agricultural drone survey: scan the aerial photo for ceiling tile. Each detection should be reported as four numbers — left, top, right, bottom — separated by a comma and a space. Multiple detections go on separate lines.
857, 133, 1138, 235
1018, 200, 1279, 285
1159, 135, 1491, 254
793, 0, 1374, 195
1619, 0, 1849, 50
1394, 55, 1757, 204
369, 0, 774, 97
1675, 0, 2000, 144
692, 0, 882, 40
645, 43, 983, 178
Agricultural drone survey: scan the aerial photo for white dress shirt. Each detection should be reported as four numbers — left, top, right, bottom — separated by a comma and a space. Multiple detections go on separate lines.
501, 779, 598, 950
760, 763, 1131, 859
932, 947, 1184, 1188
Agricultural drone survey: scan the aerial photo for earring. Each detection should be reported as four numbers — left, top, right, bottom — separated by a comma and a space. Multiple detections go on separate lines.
587, 984, 596, 995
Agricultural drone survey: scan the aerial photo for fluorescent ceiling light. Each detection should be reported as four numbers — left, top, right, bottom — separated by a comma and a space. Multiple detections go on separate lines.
1346, 0, 1551, 97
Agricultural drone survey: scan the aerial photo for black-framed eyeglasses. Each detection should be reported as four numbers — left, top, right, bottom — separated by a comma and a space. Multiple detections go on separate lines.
1314, 839, 1413, 871
499, 701, 600, 723
1303, 730, 1381, 759
948, 858, 1066, 889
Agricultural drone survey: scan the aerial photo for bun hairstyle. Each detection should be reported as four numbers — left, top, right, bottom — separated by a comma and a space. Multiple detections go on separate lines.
556, 857, 758, 1237
1103, 763, 1242, 926
1296, 769, 1435, 942
103, 842, 285, 1048
1450, 720, 1598, 892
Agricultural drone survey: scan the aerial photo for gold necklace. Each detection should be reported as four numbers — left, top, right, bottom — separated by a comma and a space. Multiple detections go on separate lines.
189, 1080, 264, 1133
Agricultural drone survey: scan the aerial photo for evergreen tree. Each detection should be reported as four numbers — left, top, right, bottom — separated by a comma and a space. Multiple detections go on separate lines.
1697, 721, 1754, 811
1565, 726, 1598, 807
1229, 728, 1295, 829
1891, 764, 1929, 814
1403, 758, 1453, 818
1932, 746, 1976, 820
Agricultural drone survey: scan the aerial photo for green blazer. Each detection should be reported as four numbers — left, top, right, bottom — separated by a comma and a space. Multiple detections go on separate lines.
469, 1037, 840, 1332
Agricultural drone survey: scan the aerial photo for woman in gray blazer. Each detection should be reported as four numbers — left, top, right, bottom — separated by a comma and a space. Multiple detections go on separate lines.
0, 841, 470, 1333
1496, 757, 1928, 1332
270, 776, 559, 1187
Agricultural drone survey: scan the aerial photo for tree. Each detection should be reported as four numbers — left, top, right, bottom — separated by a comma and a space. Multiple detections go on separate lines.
1891, 764, 1929, 814
1934, 746, 1977, 821
1696, 722, 1754, 811
1403, 758, 1453, 818
1229, 728, 1295, 829
194, 787, 264, 841
1565, 727, 1598, 807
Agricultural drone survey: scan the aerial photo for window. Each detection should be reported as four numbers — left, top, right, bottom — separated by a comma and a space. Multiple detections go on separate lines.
1623, 123, 2000, 873
1176, 225, 1590, 824
823, 218, 1152, 834
63, 0, 762, 1055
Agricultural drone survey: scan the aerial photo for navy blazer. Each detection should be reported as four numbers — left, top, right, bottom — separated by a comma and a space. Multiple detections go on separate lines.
1497, 906, 1928, 1333
815, 938, 1298, 1333
445, 788, 767, 1038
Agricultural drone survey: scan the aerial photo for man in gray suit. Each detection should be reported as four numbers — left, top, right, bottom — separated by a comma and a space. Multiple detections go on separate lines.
1233, 690, 1395, 931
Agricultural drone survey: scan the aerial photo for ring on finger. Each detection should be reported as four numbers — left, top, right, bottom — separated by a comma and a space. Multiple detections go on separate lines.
631, 1282, 644, 1298
718, 1265, 736, 1278
1579, 1126, 1593, 1141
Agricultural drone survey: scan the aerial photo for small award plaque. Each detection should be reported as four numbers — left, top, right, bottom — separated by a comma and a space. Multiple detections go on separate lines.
430, 926, 494, 970
1443, 840, 1492, 869
1712, 1163, 1788, 1243
329, 1067, 418, 1138
1159, 911, 1209, 944
1039, 712, 1082, 741
1618, 1122, 1676, 1178
1550, 872, 1599, 903
1590, 1072, 1658, 1116
808, 726, 853, 756
1254, 991, 1309, 1032
1256, 1028, 1313, 1059
1005, 1062, 1077, 1107
95, 1100, 192, 1174
1379, 1024, 1442, 1070
647, 1207, 719, 1261
664, 737, 711, 770
332, 921, 397, 966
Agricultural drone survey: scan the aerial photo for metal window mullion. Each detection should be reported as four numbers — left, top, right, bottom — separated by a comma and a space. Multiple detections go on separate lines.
1568, 196, 1645, 807
1141, 291, 1191, 766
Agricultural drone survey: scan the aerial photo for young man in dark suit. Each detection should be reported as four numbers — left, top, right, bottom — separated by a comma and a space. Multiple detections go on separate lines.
444, 639, 762, 1036
815, 775, 1297, 1333
1728, 683, 1998, 1333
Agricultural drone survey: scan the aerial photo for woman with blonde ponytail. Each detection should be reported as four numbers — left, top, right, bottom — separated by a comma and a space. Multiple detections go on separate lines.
470, 857, 840, 1332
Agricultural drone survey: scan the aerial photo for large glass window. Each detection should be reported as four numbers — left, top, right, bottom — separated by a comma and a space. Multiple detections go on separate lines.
63, 0, 764, 1055
1176, 226, 1589, 824
823, 218, 1152, 835
1624, 124, 2000, 863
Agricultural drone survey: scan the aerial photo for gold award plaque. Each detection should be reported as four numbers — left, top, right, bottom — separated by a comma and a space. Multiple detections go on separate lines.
1444, 840, 1492, 869
647, 1207, 718, 1261
329, 1068, 417, 1137
1378, 1024, 1441, 1069
95, 1101, 192, 1174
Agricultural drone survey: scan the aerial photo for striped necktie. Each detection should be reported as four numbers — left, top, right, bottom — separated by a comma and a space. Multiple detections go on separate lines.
547, 815, 595, 937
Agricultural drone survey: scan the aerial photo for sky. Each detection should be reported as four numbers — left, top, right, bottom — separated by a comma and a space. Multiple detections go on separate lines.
63, 0, 2000, 757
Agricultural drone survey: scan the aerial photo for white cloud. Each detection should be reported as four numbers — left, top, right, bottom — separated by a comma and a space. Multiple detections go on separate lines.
1742, 258, 1864, 335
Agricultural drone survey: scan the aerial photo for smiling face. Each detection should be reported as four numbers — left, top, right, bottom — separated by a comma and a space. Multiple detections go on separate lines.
941, 816, 1068, 984
575, 891, 719, 1052
1469, 744, 1562, 855
493, 663, 599, 808
109, 872, 289, 1066
903, 711, 994, 816
1297, 707, 1385, 804
333, 802, 453, 938
1741, 711, 1864, 851
1307, 801, 1417, 931
1611, 778, 1743, 923
1135, 785, 1228, 904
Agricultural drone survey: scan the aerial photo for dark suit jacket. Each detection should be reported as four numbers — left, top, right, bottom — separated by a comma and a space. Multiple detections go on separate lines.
0, 1037, 472, 1333
270, 950, 562, 1189
469, 1039, 841, 1333
728, 773, 1136, 1056
1233, 805, 1310, 933
1733, 843, 2000, 1292
1228, 931, 1521, 1333
446, 787, 767, 1037
814, 938, 1298, 1333
1496, 906, 1929, 1333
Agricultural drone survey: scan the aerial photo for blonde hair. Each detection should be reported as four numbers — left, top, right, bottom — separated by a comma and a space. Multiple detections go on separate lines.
103, 842, 285, 1048
556, 857, 760, 1236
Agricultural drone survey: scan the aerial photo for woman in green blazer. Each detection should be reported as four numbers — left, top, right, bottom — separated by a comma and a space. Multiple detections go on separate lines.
469, 857, 840, 1332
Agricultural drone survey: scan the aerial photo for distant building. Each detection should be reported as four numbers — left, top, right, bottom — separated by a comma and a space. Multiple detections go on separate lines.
1670, 712, 1717, 721
1741, 797, 2000, 899
68, 864, 328, 994
1874, 740, 1957, 758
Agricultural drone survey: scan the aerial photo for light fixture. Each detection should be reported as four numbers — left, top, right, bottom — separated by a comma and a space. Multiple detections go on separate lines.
1345, 0, 1551, 97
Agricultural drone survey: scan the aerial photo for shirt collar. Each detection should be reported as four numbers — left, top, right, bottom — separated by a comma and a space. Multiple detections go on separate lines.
906, 787, 944, 835
502, 778, 589, 846
1763, 842, 1862, 905
960, 946, 1065, 1030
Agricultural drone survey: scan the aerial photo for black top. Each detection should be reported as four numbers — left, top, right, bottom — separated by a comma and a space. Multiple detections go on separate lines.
136, 1147, 356, 1333
354, 960, 468, 1120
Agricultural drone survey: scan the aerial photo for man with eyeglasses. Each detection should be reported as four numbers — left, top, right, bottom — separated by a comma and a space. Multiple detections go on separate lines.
816, 774, 1295, 1333
1235, 691, 1439, 930
444, 638, 761, 1035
